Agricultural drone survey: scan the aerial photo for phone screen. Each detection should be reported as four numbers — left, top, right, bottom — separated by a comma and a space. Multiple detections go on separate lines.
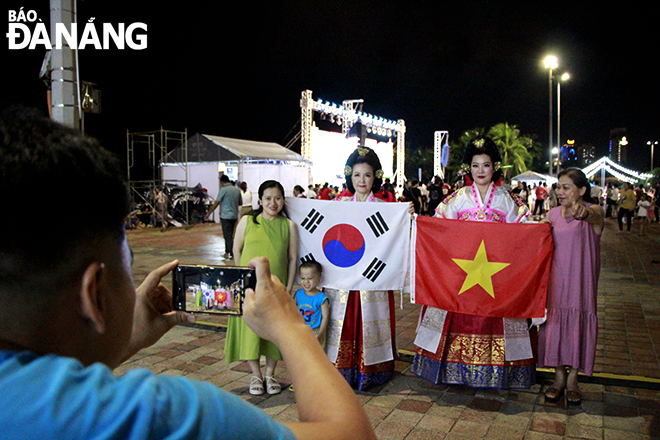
172, 265, 255, 316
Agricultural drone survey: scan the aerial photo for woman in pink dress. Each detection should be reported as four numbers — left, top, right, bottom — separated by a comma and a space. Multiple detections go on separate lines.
538, 168, 604, 404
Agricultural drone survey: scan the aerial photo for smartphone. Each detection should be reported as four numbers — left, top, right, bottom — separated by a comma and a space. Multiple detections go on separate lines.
172, 265, 256, 316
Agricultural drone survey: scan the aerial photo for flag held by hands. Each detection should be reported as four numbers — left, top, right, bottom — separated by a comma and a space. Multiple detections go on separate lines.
287, 198, 410, 291
411, 216, 553, 318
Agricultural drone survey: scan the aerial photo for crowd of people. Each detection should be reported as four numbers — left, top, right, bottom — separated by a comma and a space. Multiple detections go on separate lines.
2, 106, 657, 438
204, 137, 613, 406
295, 173, 567, 221
601, 181, 660, 236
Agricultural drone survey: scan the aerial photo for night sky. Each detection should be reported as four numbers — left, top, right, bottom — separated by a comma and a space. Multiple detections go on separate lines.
3, 1, 659, 174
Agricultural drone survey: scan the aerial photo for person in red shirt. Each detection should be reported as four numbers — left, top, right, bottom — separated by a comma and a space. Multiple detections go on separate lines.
318, 183, 332, 200
533, 182, 548, 217
442, 182, 452, 197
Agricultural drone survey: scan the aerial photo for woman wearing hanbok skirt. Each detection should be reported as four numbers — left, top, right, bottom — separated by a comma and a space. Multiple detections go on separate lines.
411, 136, 535, 389
323, 146, 398, 391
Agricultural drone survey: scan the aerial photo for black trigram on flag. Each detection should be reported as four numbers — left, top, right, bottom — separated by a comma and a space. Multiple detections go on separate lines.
300, 208, 324, 233
363, 257, 386, 282
300, 253, 316, 264
366, 211, 389, 238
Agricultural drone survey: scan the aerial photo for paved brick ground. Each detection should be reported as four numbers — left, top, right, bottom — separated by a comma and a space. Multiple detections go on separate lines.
122, 216, 660, 439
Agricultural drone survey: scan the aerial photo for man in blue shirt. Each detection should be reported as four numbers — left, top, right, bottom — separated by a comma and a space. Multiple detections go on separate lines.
206, 175, 242, 259
0, 107, 376, 440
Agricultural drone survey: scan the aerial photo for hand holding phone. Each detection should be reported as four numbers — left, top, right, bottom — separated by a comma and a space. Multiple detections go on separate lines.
172, 265, 255, 316
125, 260, 194, 365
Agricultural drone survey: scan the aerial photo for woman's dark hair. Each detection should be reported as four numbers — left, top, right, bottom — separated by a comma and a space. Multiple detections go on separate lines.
249, 180, 287, 224
557, 168, 595, 203
461, 136, 503, 183
344, 146, 383, 194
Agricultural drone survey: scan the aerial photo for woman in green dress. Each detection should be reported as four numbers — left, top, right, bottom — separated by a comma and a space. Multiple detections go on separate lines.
224, 180, 299, 395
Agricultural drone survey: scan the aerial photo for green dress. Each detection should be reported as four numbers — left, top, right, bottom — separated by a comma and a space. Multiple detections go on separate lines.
224, 214, 291, 363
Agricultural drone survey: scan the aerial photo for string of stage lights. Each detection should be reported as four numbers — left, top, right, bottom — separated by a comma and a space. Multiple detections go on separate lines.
311, 99, 401, 137
582, 156, 654, 184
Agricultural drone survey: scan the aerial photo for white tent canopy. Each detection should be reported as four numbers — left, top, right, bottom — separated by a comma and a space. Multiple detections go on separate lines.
162, 134, 311, 222
202, 134, 308, 162
511, 170, 558, 185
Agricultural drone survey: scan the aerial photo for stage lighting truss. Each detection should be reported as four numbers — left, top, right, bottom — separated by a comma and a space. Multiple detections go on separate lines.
434, 131, 449, 179
582, 156, 654, 184
311, 98, 399, 137
301, 89, 407, 185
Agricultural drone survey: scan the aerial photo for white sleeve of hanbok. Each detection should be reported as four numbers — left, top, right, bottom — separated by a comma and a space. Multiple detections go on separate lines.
435, 187, 471, 219
493, 187, 530, 223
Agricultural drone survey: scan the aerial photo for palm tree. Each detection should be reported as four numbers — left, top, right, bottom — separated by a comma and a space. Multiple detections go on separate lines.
487, 123, 534, 181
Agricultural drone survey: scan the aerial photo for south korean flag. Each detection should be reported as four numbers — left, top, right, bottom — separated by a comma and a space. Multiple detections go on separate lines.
286, 197, 410, 291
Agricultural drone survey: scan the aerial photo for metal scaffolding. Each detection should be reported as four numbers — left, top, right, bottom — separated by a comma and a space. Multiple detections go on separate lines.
126, 127, 189, 226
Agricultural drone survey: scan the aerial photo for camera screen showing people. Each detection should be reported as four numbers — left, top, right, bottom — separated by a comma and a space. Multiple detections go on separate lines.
172, 265, 254, 315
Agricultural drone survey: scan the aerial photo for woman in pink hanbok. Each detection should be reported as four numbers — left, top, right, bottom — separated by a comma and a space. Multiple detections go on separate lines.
411, 136, 534, 389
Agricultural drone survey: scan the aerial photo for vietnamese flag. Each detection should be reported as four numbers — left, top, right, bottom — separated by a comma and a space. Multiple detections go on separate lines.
411, 216, 553, 318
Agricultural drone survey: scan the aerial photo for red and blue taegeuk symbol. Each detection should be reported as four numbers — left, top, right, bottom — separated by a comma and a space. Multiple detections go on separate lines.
322, 224, 365, 268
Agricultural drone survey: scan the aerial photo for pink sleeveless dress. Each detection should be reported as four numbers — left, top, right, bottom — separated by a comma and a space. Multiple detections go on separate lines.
538, 205, 601, 375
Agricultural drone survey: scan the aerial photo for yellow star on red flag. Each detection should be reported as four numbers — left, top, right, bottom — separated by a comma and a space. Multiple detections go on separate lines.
452, 240, 510, 297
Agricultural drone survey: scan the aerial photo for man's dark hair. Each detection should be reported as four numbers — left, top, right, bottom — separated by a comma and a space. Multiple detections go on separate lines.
0, 106, 130, 297
220, 175, 231, 183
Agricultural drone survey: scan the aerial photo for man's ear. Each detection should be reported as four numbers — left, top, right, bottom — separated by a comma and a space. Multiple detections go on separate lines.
78, 262, 107, 334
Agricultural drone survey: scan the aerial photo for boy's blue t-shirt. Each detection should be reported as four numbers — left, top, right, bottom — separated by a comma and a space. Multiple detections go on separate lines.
294, 288, 328, 329
0, 350, 295, 440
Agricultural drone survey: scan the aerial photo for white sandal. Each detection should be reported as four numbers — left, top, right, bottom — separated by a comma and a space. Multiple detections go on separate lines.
264, 376, 281, 395
249, 376, 264, 395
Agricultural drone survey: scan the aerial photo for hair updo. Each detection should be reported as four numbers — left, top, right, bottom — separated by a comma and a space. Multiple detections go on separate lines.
344, 146, 383, 194
461, 136, 503, 183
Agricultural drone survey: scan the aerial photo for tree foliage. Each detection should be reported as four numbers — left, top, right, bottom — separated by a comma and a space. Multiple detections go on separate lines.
443, 123, 540, 183
487, 123, 535, 181
400, 123, 541, 185
646, 167, 660, 187
404, 143, 435, 183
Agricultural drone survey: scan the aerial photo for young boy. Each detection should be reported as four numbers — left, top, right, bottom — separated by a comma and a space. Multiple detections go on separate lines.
294, 261, 329, 348
637, 193, 652, 236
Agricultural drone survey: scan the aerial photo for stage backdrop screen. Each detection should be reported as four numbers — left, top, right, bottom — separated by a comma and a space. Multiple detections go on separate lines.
310, 126, 393, 188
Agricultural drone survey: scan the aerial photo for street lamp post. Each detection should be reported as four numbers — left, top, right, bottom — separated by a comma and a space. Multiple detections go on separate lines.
545, 56, 558, 175
557, 72, 569, 164
649, 141, 658, 170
